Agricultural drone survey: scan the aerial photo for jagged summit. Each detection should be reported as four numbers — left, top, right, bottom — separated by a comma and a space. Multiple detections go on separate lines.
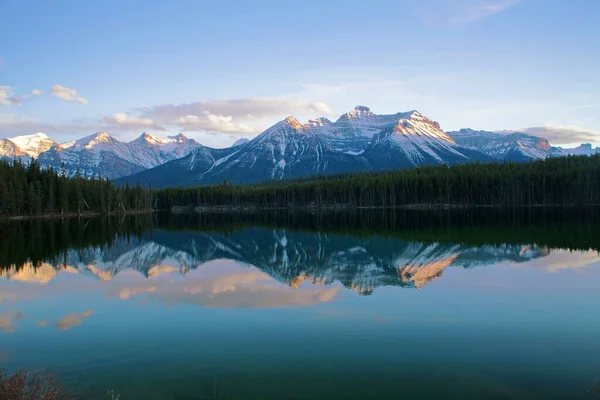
168, 133, 189, 142
72, 132, 115, 149
280, 116, 303, 130
448, 129, 560, 161
3, 132, 56, 158
391, 112, 452, 142
336, 105, 375, 122
307, 117, 333, 127
133, 132, 178, 146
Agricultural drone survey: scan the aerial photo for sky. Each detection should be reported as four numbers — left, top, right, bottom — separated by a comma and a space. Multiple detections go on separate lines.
1, 0, 599, 148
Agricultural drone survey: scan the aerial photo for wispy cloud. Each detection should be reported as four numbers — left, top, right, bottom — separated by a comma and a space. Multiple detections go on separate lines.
0, 312, 25, 333
0, 86, 22, 106
410, 0, 523, 25
451, 0, 523, 23
138, 97, 335, 134
101, 112, 166, 132
50, 85, 88, 104
521, 126, 600, 146
54, 310, 93, 331
0, 114, 92, 136
0, 87, 44, 107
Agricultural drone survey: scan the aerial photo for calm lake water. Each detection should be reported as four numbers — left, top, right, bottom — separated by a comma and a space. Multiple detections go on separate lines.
1, 209, 600, 400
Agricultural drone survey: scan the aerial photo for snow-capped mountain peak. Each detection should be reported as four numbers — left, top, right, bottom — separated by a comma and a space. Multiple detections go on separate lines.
5, 132, 56, 158
134, 132, 170, 145
448, 129, 561, 161
29, 131, 203, 179
72, 132, 116, 150
392, 112, 453, 142
168, 133, 189, 143
307, 117, 333, 127
283, 116, 304, 130
342, 105, 375, 120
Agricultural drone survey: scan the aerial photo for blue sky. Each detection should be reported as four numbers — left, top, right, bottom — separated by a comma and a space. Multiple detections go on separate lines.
1, 0, 599, 147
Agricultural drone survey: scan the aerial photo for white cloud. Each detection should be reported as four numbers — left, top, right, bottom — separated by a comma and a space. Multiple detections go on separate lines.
0, 312, 25, 333
54, 310, 93, 331
0, 114, 99, 137
521, 126, 600, 146
0, 86, 21, 106
512, 249, 600, 273
0, 87, 44, 106
50, 85, 88, 104
139, 97, 336, 134
175, 112, 254, 134
101, 112, 166, 132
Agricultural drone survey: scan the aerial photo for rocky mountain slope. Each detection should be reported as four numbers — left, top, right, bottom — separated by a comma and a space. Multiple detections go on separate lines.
35, 132, 201, 179
117, 107, 497, 187
0, 133, 56, 162
447, 129, 598, 161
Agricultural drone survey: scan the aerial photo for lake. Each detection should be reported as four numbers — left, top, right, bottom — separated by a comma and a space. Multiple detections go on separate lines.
1, 209, 600, 400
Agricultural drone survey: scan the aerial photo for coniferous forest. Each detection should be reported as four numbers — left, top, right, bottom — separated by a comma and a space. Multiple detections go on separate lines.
1, 155, 600, 218
0, 159, 153, 217
155, 154, 600, 209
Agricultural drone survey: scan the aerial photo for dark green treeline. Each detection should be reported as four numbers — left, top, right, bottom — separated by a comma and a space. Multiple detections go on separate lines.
0, 215, 153, 269
3, 155, 600, 217
0, 159, 153, 217
155, 155, 600, 209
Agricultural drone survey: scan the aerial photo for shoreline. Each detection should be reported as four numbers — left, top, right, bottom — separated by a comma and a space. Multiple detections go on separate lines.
2, 210, 154, 221
171, 203, 600, 214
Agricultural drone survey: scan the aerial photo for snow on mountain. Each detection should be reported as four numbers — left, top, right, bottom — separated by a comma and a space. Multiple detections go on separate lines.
4, 106, 597, 183
308, 106, 411, 152
0, 133, 56, 162
362, 112, 494, 170
448, 129, 563, 161
35, 132, 202, 179
118, 115, 372, 186
119, 107, 498, 187
7, 133, 56, 157
560, 143, 600, 156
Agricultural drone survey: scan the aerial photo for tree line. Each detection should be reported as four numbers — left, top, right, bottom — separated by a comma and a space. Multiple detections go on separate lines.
0, 159, 153, 217
2, 155, 600, 218
155, 154, 600, 209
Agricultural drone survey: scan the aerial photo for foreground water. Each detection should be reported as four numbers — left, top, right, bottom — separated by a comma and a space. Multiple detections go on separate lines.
1, 210, 600, 400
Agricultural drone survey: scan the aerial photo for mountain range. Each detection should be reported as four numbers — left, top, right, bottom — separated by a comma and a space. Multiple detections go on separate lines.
1, 106, 598, 185
1, 131, 202, 179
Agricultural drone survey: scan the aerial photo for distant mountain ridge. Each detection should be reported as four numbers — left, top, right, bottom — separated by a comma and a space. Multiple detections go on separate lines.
117, 107, 498, 187
447, 128, 599, 161
2, 106, 598, 182
2, 132, 202, 179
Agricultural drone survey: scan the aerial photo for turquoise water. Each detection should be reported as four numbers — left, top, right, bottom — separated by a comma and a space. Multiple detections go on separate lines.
1, 211, 600, 399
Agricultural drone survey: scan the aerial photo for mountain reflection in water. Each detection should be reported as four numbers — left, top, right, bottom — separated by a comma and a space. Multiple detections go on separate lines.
1, 209, 600, 400
1, 230, 554, 294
